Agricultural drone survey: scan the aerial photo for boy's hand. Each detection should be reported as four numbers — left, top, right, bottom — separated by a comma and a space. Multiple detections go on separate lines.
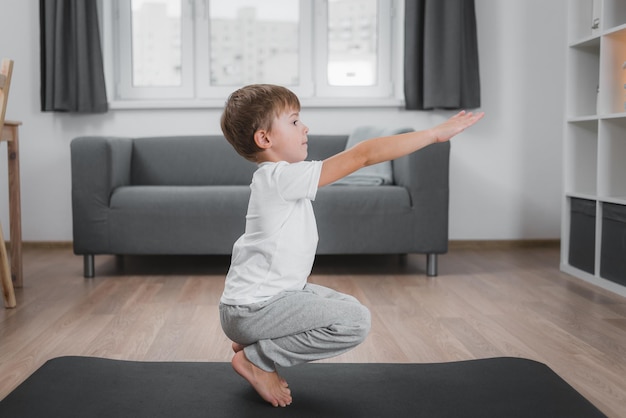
319, 110, 484, 187
431, 110, 485, 143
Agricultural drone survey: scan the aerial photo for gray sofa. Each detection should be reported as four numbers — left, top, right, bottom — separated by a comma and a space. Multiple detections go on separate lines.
70, 135, 450, 278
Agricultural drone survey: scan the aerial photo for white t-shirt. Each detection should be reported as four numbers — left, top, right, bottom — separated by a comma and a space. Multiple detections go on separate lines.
220, 160, 323, 305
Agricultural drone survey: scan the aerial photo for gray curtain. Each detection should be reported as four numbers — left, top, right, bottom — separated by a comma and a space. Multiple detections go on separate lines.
40, 0, 108, 113
404, 0, 480, 110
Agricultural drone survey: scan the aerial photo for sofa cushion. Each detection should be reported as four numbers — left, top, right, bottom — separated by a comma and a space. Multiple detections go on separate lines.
109, 185, 250, 254
314, 185, 414, 254
315, 185, 411, 214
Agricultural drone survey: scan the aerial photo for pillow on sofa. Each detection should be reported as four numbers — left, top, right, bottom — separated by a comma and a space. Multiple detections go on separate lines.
332, 126, 414, 186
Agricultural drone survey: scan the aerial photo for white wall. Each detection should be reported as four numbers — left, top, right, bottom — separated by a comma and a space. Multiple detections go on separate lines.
0, 0, 567, 242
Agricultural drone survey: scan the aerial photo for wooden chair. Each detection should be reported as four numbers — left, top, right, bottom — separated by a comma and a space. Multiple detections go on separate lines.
0, 59, 16, 308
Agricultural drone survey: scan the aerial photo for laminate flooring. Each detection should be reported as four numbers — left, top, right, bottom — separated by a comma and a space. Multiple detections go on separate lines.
1, 245, 624, 417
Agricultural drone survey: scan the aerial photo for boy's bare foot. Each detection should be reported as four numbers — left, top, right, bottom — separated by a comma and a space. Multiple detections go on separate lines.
232, 343, 288, 386
231, 350, 292, 407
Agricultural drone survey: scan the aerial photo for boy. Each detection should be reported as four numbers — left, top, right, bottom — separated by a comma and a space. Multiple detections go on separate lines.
219, 84, 484, 407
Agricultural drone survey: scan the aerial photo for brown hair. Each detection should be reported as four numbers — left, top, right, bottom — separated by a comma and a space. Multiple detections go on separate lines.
220, 84, 301, 162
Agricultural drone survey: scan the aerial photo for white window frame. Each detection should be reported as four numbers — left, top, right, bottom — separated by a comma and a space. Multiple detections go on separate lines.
100, 0, 403, 108
114, 0, 195, 100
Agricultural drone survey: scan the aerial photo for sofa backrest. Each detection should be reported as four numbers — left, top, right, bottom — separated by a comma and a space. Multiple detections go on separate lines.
131, 136, 254, 185
305, 135, 347, 160
130, 135, 349, 186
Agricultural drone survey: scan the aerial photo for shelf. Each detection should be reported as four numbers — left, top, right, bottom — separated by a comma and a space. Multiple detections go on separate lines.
564, 0, 626, 295
567, 115, 598, 122
598, 118, 626, 199
599, 111, 626, 119
598, 195, 626, 205
562, 193, 626, 206
603, 0, 626, 31
569, 35, 601, 49
602, 23, 626, 36
566, 192, 599, 201
598, 28, 626, 114
564, 120, 598, 196
567, 42, 600, 117
568, 0, 601, 42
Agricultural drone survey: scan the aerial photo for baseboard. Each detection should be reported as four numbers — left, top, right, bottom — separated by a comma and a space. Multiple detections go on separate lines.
449, 239, 560, 250
19, 241, 73, 249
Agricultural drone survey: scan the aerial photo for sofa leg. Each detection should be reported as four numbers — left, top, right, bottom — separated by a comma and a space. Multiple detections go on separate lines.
426, 253, 438, 277
84, 255, 95, 278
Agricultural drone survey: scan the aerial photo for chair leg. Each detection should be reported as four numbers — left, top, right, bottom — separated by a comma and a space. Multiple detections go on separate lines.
426, 253, 438, 277
84, 254, 95, 278
0, 223, 16, 308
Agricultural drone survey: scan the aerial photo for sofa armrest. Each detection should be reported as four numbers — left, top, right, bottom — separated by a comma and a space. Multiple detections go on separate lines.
392, 141, 451, 253
70, 136, 133, 254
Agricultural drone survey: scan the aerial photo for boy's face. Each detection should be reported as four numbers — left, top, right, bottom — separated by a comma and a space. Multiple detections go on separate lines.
261, 108, 309, 163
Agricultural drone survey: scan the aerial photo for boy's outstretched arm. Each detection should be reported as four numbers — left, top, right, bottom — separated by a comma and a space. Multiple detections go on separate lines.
318, 111, 484, 187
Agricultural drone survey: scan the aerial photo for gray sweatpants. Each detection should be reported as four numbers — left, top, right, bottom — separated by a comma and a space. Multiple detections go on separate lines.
219, 283, 371, 372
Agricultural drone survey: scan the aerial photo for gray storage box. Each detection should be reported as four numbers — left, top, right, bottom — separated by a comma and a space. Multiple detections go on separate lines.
600, 203, 626, 286
568, 198, 596, 274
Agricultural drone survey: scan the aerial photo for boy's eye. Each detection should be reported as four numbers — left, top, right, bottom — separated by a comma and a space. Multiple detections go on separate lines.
292, 120, 298, 125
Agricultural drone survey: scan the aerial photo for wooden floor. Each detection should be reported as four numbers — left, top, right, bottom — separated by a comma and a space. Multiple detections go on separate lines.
1, 245, 625, 417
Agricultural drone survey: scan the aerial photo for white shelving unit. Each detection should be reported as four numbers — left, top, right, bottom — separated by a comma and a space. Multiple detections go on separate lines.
562, 0, 626, 297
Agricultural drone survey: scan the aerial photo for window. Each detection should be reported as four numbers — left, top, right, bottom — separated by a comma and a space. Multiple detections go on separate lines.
102, 0, 400, 107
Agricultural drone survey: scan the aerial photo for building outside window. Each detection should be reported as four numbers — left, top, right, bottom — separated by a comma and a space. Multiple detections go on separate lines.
102, 0, 401, 107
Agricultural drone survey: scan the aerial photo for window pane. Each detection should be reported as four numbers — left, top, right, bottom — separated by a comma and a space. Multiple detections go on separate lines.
131, 0, 182, 87
327, 0, 377, 86
209, 0, 299, 86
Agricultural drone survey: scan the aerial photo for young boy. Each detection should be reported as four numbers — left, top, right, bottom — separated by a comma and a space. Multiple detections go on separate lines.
219, 84, 484, 407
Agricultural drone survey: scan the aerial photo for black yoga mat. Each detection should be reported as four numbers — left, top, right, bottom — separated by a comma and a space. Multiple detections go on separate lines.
0, 356, 606, 417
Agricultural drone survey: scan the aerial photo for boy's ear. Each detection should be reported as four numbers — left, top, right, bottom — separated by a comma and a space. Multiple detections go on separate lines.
254, 130, 271, 149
